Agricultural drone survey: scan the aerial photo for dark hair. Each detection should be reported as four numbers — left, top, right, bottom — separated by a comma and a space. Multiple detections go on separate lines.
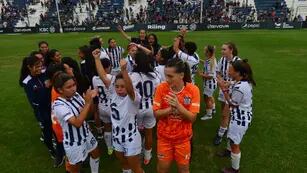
147, 33, 158, 46
38, 41, 48, 48
53, 72, 74, 93
29, 51, 41, 57
159, 48, 172, 65
46, 63, 65, 80
108, 38, 114, 44
101, 58, 111, 69
89, 37, 101, 49
184, 42, 197, 55
45, 49, 59, 67
115, 73, 123, 82
224, 42, 238, 57
78, 45, 91, 58
19, 56, 41, 86
62, 57, 90, 94
231, 59, 256, 86
165, 58, 192, 83
133, 51, 154, 78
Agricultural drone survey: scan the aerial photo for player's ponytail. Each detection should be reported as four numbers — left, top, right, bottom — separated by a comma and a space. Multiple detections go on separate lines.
19, 56, 41, 87
231, 59, 256, 86
206, 45, 216, 72
133, 50, 154, 78
225, 42, 238, 57
19, 57, 30, 87
166, 58, 192, 83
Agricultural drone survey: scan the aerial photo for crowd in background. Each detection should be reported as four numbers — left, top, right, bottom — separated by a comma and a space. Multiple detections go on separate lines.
1, 0, 307, 28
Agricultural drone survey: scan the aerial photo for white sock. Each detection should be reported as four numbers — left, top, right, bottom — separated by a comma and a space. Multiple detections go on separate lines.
206, 109, 212, 116
122, 169, 132, 173
226, 140, 231, 151
144, 149, 152, 160
231, 152, 241, 170
213, 103, 216, 110
218, 126, 227, 137
90, 157, 100, 173
104, 132, 112, 149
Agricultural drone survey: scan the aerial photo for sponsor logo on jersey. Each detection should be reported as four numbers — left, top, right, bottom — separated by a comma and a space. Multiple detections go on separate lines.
183, 96, 191, 105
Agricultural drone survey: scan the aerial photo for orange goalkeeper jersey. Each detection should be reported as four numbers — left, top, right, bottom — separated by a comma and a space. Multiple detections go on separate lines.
153, 82, 200, 142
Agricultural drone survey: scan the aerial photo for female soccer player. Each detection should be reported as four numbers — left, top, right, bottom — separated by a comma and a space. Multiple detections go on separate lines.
117, 25, 149, 46
93, 49, 144, 173
92, 52, 115, 155
173, 37, 199, 83
20, 55, 60, 166
106, 38, 125, 75
214, 42, 241, 146
46, 49, 62, 67
38, 40, 49, 60
199, 45, 217, 120
52, 72, 100, 173
147, 33, 161, 57
130, 51, 161, 165
155, 48, 172, 81
153, 58, 200, 173
217, 59, 256, 173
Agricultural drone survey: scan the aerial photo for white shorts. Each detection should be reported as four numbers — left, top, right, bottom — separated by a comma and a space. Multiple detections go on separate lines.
113, 132, 142, 157
137, 109, 156, 129
99, 107, 111, 123
65, 131, 98, 165
218, 89, 226, 102
227, 120, 249, 145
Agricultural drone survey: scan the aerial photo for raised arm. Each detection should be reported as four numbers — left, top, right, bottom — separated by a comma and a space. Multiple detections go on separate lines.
120, 59, 135, 100
133, 43, 152, 55
92, 49, 112, 88
117, 25, 132, 41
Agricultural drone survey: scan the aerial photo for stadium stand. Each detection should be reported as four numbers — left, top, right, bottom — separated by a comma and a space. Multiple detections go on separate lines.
1, 0, 306, 28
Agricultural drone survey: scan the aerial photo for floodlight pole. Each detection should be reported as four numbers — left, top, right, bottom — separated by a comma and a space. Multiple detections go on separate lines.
200, 0, 203, 23
55, 0, 63, 33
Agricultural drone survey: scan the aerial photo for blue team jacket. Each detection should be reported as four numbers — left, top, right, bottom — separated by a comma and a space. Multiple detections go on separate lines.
22, 73, 51, 123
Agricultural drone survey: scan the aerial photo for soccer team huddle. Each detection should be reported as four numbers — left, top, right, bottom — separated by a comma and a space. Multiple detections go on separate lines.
19, 27, 256, 173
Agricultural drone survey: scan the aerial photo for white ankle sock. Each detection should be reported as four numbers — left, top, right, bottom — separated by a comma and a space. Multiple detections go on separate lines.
90, 157, 100, 173
104, 132, 112, 149
144, 149, 152, 160
231, 152, 241, 170
206, 109, 212, 116
122, 169, 132, 173
218, 126, 227, 137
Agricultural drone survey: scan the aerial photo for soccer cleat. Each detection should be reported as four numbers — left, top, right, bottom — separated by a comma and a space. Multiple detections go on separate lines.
53, 155, 64, 168
107, 148, 113, 155
200, 115, 212, 121
221, 167, 240, 173
213, 135, 223, 146
216, 149, 231, 157
49, 150, 56, 159
212, 108, 216, 114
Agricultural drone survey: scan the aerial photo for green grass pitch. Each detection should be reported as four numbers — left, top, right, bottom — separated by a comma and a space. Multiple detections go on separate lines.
0, 30, 307, 172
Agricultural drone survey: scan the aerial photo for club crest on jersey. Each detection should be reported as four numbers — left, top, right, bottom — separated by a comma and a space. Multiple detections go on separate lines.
183, 96, 191, 105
